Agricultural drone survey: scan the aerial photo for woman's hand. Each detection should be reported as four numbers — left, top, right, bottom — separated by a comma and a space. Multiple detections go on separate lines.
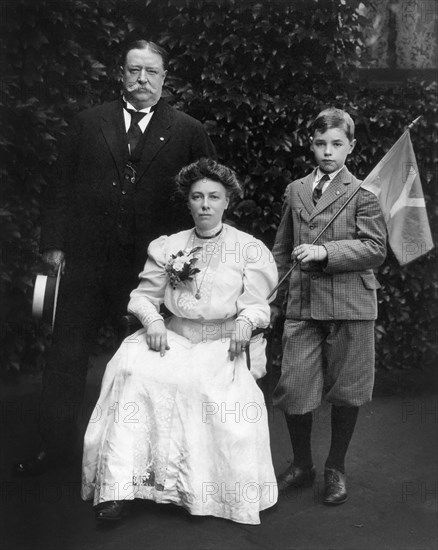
146, 319, 169, 357
228, 317, 253, 361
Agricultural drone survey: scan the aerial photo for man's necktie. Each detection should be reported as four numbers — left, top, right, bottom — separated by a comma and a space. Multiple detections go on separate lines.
125, 108, 147, 157
312, 174, 330, 204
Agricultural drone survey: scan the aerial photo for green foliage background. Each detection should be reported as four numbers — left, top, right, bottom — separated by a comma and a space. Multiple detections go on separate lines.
1, 0, 436, 374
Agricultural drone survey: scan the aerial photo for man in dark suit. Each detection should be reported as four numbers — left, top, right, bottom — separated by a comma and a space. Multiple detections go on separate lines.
15, 40, 216, 475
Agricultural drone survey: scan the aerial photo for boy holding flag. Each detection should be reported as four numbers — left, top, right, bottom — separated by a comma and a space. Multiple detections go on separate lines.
271, 107, 387, 505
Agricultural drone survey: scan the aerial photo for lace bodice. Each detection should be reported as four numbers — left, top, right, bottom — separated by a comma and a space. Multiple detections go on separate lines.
128, 224, 278, 328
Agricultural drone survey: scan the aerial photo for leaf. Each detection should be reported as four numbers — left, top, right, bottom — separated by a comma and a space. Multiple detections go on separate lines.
1, 0, 437, 374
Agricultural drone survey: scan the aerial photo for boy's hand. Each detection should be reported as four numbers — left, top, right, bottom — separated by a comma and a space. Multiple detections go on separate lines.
293, 244, 327, 264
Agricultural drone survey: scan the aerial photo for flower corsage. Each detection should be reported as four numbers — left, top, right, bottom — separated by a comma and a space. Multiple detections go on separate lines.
165, 247, 202, 289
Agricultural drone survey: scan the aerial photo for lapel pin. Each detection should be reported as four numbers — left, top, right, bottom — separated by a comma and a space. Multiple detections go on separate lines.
159, 137, 165, 141
336, 190, 340, 195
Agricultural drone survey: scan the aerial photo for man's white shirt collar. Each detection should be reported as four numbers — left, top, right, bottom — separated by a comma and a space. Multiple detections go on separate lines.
124, 99, 155, 114
122, 98, 157, 133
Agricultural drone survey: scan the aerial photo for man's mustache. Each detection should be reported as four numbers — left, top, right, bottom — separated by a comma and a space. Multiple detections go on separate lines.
126, 83, 150, 92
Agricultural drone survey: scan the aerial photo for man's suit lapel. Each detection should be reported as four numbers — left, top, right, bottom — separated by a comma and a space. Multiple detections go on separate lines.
99, 99, 175, 183
100, 100, 129, 180
308, 167, 352, 221
135, 99, 173, 182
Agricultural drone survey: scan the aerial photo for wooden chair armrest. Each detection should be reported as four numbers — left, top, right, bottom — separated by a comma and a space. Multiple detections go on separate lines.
120, 307, 173, 340
251, 326, 271, 339
246, 325, 272, 370
120, 314, 142, 337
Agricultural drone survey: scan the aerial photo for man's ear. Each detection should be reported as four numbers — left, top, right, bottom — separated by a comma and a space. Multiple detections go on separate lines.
349, 139, 357, 153
119, 65, 124, 81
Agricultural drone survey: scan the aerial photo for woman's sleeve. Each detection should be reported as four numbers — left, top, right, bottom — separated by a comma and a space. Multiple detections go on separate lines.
127, 235, 169, 328
236, 239, 279, 329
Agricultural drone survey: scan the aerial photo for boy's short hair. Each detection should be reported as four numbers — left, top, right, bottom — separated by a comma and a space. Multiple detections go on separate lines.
310, 107, 355, 141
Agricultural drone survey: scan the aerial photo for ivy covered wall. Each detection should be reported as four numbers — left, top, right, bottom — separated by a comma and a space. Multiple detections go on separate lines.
1, 0, 436, 374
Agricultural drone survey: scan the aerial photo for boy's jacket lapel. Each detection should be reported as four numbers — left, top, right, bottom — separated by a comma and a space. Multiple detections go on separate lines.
297, 171, 317, 216
308, 167, 353, 221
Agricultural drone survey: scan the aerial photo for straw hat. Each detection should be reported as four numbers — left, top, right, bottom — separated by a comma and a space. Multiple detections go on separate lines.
32, 266, 61, 330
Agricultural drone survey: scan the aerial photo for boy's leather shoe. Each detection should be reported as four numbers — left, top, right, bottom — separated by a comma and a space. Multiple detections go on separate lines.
14, 450, 50, 477
323, 468, 348, 505
95, 500, 130, 521
277, 464, 316, 492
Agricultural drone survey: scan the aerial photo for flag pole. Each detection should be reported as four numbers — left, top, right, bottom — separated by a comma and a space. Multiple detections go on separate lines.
406, 115, 422, 131
267, 116, 422, 301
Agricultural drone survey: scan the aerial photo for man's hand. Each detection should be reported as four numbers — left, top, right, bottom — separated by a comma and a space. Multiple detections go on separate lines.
229, 317, 253, 361
146, 319, 170, 357
42, 249, 66, 276
292, 244, 327, 264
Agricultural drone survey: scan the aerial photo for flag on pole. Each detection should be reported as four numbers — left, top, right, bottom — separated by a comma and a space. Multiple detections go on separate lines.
266, 122, 434, 300
361, 130, 434, 265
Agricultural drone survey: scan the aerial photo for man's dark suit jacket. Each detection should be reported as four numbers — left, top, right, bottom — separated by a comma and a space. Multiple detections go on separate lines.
40, 98, 216, 274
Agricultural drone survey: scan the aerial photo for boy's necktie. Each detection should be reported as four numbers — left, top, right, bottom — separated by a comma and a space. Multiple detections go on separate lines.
312, 174, 330, 204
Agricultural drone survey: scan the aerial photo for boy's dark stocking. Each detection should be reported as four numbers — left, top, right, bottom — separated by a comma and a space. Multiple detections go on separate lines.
325, 405, 359, 473
285, 412, 313, 468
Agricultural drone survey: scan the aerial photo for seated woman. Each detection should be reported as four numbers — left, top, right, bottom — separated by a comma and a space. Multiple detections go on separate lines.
81, 159, 279, 525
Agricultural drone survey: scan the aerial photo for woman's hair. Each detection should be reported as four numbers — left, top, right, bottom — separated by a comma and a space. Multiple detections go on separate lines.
175, 158, 243, 199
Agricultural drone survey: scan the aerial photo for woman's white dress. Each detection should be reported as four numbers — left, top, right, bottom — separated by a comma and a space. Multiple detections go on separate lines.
81, 224, 278, 525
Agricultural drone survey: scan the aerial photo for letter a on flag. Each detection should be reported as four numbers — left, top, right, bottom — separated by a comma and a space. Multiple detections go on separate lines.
362, 130, 434, 265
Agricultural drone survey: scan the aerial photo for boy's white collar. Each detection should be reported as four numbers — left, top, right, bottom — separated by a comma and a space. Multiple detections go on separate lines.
315, 165, 344, 183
